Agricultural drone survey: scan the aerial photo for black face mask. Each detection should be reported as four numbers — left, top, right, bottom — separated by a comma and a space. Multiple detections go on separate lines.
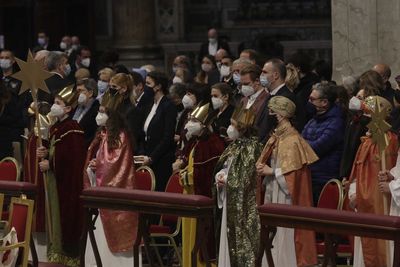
109, 87, 118, 96
268, 113, 279, 130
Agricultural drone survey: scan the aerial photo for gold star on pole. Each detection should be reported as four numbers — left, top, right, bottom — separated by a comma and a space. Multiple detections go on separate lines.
367, 97, 391, 153
11, 50, 53, 96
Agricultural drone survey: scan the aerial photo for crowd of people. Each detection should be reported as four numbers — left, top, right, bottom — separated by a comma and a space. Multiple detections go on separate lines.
1, 28, 400, 267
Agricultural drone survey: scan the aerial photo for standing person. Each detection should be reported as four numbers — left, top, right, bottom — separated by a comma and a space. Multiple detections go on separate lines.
36, 86, 86, 266
198, 28, 231, 61
348, 96, 398, 267
137, 71, 177, 191
210, 82, 234, 139
256, 96, 318, 267
215, 107, 262, 267
73, 78, 100, 147
173, 102, 225, 267
195, 55, 220, 86
302, 82, 345, 203
84, 99, 137, 266
96, 67, 115, 103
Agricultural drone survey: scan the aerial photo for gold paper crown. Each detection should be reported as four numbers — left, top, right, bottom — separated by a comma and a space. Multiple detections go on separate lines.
57, 84, 78, 108
231, 106, 256, 128
191, 103, 212, 124
364, 96, 392, 115
33, 113, 55, 140
28, 101, 51, 116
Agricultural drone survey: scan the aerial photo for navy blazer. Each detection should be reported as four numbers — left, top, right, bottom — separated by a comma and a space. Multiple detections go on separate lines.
140, 96, 177, 163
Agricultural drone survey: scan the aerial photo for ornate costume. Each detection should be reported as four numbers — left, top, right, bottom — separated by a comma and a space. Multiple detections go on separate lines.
257, 96, 318, 267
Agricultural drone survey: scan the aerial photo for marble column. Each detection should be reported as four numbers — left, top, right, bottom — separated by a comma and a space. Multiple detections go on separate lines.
332, 0, 400, 83
111, 0, 163, 69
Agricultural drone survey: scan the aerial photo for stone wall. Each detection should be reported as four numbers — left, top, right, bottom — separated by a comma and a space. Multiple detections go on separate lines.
332, 0, 400, 83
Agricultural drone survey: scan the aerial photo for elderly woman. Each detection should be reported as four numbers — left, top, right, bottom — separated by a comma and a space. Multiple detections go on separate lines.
73, 78, 100, 147
97, 67, 115, 102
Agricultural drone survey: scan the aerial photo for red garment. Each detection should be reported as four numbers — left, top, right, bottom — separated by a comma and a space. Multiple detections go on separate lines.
49, 119, 86, 248
23, 134, 48, 232
349, 132, 399, 267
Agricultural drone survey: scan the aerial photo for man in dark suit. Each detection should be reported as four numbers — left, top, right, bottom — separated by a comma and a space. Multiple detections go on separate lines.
198, 28, 231, 62
37, 51, 72, 104
256, 58, 296, 143
68, 45, 96, 80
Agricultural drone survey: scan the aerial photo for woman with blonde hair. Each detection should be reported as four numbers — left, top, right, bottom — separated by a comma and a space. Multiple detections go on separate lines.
97, 67, 115, 102
102, 72, 134, 116
285, 63, 300, 91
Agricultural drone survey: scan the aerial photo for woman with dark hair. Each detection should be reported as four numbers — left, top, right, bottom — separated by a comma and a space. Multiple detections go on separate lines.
137, 71, 177, 191
84, 94, 137, 266
210, 82, 235, 139
195, 55, 220, 86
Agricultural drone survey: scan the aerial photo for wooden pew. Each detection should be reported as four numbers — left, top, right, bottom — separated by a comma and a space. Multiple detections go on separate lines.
256, 203, 400, 267
80, 187, 214, 267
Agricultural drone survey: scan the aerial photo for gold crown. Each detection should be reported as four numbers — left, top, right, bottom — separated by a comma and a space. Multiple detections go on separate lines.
33, 113, 55, 140
364, 96, 392, 115
57, 84, 78, 108
231, 106, 256, 128
191, 102, 212, 124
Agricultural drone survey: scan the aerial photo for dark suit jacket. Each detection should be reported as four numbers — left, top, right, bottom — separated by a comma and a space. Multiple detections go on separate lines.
136, 87, 154, 110
77, 99, 100, 147
138, 96, 177, 190
42, 73, 72, 103
199, 39, 231, 62
256, 85, 296, 143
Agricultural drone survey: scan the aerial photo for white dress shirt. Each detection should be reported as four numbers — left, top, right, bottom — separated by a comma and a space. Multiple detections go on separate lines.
208, 42, 218, 56
246, 89, 263, 109
143, 96, 163, 136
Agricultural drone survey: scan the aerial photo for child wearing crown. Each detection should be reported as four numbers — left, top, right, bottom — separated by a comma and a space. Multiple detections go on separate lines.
214, 105, 262, 267
36, 85, 86, 266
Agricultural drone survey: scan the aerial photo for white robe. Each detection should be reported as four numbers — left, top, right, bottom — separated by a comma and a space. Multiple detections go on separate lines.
262, 160, 297, 267
216, 158, 233, 267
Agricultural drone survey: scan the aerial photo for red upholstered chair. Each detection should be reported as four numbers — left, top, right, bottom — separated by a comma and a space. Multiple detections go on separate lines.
149, 173, 184, 266
316, 179, 353, 265
0, 157, 20, 182
135, 166, 156, 191
0, 195, 34, 267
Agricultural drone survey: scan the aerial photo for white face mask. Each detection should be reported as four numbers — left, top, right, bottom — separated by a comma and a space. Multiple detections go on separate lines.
241, 85, 255, 97
172, 66, 178, 73
60, 41, 67, 50
95, 112, 108, 126
227, 125, 240, 140
64, 64, 71, 76
0, 59, 12, 70
201, 63, 213, 73
49, 104, 65, 118
216, 62, 222, 71
182, 94, 195, 109
78, 93, 87, 105
81, 58, 91, 68
211, 97, 224, 110
209, 38, 217, 44
72, 44, 79, 50
172, 76, 183, 84
185, 121, 203, 139
97, 80, 108, 94
220, 65, 230, 77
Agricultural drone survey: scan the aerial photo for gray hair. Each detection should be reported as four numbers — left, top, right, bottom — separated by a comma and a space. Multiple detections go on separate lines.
78, 78, 98, 98
45, 51, 64, 71
232, 58, 253, 67
312, 81, 337, 104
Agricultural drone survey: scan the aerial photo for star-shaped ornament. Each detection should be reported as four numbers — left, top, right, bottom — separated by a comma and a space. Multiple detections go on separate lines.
11, 50, 53, 96
367, 97, 391, 153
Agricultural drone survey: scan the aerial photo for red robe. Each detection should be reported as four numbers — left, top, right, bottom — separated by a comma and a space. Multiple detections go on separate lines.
349, 132, 399, 267
49, 119, 86, 251
23, 134, 48, 232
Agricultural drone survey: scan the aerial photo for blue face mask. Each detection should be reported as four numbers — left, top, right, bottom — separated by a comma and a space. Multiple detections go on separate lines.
306, 101, 317, 115
232, 73, 241, 84
260, 75, 270, 88
64, 64, 71, 77
97, 80, 108, 94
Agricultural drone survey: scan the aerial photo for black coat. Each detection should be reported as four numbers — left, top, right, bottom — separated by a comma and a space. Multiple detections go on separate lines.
42, 73, 72, 103
77, 100, 100, 147
211, 104, 235, 136
139, 96, 177, 190
256, 86, 296, 144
